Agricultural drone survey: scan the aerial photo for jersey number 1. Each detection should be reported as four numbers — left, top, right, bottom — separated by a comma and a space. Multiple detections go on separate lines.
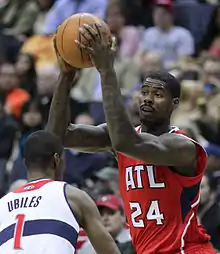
14, 214, 25, 249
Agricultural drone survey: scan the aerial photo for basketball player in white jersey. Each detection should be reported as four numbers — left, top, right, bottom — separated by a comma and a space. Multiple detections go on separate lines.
0, 131, 121, 254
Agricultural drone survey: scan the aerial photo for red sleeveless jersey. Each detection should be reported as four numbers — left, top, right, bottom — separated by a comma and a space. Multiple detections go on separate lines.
117, 126, 215, 254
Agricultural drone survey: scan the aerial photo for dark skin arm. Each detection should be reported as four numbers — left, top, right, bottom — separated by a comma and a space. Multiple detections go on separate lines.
66, 185, 121, 254
45, 37, 76, 139
46, 37, 112, 153
76, 24, 197, 176
45, 72, 75, 139
64, 123, 112, 153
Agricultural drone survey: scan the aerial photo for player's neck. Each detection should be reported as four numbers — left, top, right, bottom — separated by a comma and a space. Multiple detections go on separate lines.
27, 168, 54, 182
141, 121, 170, 136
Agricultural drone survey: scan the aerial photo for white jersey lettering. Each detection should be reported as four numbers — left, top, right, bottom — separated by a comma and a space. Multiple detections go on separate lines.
0, 180, 79, 254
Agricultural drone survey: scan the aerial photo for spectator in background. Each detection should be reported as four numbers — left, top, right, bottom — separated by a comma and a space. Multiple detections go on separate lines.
79, 194, 134, 254
34, 0, 56, 35
123, 0, 153, 28
8, 179, 27, 192
198, 172, 220, 251
137, 1, 194, 69
21, 0, 57, 70
93, 167, 120, 197
127, 52, 163, 107
0, 103, 18, 159
43, 0, 108, 35
202, 58, 220, 96
71, 50, 139, 124
63, 113, 109, 186
198, 5, 220, 57
0, 0, 38, 36
18, 99, 44, 157
75, 113, 95, 125
106, 0, 142, 58
0, 63, 30, 118
139, 52, 164, 81
15, 53, 37, 98
0, 0, 39, 62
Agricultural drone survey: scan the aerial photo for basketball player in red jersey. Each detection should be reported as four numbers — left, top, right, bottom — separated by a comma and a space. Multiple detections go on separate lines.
48, 27, 216, 253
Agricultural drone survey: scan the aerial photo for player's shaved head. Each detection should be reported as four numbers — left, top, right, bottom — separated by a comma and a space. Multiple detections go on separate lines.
143, 71, 181, 99
23, 130, 63, 169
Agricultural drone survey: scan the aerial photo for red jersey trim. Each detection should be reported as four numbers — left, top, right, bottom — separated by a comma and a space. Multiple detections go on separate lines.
13, 179, 53, 193
173, 130, 207, 188
136, 125, 207, 187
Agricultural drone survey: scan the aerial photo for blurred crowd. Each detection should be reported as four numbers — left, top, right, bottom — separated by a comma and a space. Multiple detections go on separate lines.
1, 0, 220, 253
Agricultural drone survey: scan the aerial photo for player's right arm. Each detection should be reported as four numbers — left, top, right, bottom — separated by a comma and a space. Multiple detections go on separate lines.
64, 123, 112, 153
65, 185, 121, 254
46, 38, 112, 153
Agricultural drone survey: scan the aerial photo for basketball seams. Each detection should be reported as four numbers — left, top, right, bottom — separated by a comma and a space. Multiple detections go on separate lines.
55, 13, 111, 68
78, 14, 84, 65
58, 18, 70, 61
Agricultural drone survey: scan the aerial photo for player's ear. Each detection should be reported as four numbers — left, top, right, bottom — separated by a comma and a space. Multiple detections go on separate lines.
53, 153, 60, 168
172, 97, 179, 110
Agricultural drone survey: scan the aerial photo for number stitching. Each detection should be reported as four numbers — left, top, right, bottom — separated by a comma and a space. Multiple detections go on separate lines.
129, 202, 144, 228
14, 214, 25, 249
125, 165, 166, 191
146, 200, 164, 225
130, 201, 164, 228
126, 165, 165, 227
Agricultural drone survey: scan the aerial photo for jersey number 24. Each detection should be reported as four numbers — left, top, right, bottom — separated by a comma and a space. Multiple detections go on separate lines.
129, 165, 165, 227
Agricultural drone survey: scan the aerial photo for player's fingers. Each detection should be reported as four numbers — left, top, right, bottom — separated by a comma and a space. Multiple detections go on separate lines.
83, 24, 99, 41
78, 27, 91, 43
95, 23, 109, 45
75, 40, 94, 53
94, 23, 102, 40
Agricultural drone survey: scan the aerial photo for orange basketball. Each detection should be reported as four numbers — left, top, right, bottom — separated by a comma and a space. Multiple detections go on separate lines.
55, 13, 111, 68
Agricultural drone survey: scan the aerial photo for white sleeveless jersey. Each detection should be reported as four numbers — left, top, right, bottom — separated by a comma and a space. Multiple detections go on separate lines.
0, 179, 80, 254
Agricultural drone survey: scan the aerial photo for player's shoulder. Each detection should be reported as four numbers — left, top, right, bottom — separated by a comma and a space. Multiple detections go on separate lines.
65, 184, 96, 212
168, 126, 198, 145
65, 184, 88, 202
64, 184, 95, 225
170, 127, 207, 158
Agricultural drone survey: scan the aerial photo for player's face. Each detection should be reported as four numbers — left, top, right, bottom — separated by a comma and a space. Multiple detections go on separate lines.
99, 207, 125, 238
138, 80, 174, 125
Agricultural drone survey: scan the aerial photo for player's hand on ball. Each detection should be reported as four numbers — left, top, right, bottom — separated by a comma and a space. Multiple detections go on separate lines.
53, 36, 77, 74
75, 23, 116, 73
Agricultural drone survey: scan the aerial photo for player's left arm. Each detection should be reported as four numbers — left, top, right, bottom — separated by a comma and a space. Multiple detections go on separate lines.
65, 185, 121, 254
98, 67, 196, 175
76, 24, 197, 176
